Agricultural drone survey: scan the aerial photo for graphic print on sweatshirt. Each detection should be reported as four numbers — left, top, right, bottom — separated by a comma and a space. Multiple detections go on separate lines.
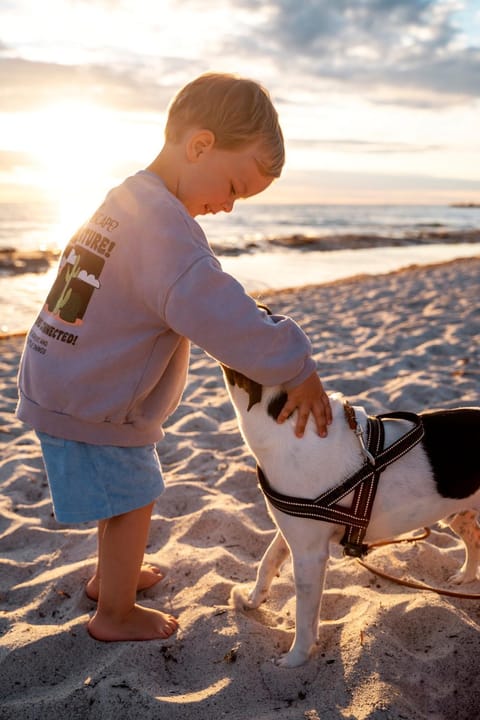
44, 243, 105, 325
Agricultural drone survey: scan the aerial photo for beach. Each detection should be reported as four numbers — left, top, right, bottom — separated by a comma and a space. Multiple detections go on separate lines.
1, 257, 480, 719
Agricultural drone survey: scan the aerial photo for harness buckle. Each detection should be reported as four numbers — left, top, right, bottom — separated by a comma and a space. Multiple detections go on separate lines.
355, 426, 376, 466
345, 401, 376, 466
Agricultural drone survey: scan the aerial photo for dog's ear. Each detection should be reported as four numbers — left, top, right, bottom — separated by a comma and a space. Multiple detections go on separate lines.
221, 364, 236, 387
243, 377, 262, 411
221, 365, 262, 411
233, 371, 263, 411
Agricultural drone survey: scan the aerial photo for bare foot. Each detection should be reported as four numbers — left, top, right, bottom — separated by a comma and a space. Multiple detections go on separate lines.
87, 604, 179, 642
86, 563, 164, 601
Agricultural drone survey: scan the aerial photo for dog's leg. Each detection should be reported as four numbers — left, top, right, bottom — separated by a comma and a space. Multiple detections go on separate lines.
231, 531, 289, 610
277, 541, 330, 668
446, 510, 480, 584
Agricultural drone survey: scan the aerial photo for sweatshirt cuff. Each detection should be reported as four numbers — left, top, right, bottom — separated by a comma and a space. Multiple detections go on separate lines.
282, 356, 317, 391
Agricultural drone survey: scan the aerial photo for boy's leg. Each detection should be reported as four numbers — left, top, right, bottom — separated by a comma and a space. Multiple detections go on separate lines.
86, 518, 164, 600
87, 502, 178, 641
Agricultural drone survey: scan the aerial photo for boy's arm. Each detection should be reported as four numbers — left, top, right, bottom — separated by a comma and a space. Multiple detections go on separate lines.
163, 254, 331, 435
277, 371, 332, 438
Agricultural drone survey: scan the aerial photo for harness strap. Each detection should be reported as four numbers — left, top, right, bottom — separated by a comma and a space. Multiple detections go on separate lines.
340, 417, 384, 557
256, 411, 425, 558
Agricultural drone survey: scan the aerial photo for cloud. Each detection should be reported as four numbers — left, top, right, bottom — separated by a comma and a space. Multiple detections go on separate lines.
271, 166, 480, 203
386, 49, 480, 102
1, 0, 479, 118
217, 0, 480, 107
0, 56, 177, 113
289, 138, 444, 154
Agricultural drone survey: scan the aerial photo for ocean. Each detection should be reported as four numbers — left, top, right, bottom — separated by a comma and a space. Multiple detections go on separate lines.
1, 199, 479, 334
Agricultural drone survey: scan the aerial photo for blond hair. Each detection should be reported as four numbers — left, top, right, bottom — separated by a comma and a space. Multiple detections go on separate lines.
165, 73, 285, 178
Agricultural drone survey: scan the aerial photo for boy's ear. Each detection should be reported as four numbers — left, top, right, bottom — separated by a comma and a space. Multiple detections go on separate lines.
186, 129, 216, 161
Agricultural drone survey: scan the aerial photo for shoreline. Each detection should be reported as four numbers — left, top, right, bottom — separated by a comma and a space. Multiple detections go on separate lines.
0, 254, 471, 340
2, 246, 480, 336
251, 254, 480, 297
221, 241, 480, 295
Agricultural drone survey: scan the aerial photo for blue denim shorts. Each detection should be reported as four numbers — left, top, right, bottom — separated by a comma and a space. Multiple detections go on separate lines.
37, 432, 165, 524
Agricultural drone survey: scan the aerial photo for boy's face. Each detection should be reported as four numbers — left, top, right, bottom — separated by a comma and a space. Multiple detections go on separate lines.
177, 134, 274, 217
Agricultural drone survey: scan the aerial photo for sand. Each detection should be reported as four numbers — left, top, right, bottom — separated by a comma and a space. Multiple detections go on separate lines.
1, 257, 479, 719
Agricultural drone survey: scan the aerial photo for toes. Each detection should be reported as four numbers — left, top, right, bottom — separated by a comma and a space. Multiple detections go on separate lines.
275, 652, 307, 668
141, 564, 165, 583
161, 615, 179, 638
146, 563, 163, 576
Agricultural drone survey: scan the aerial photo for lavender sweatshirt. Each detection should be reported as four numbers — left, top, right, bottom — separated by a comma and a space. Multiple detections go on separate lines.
17, 171, 316, 446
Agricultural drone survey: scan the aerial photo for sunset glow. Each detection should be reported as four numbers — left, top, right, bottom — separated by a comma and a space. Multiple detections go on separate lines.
1, 0, 479, 205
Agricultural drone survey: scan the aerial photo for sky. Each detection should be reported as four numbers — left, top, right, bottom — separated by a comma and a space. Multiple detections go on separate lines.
1, 0, 480, 210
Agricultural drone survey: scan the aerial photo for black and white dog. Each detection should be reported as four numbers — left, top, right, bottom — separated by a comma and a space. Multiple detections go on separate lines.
222, 363, 480, 667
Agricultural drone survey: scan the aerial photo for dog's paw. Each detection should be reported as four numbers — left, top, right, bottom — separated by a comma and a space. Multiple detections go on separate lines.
230, 585, 264, 610
448, 567, 479, 585
274, 649, 311, 668
273, 640, 318, 668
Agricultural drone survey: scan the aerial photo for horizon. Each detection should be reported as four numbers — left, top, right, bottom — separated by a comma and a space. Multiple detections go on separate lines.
1, 196, 479, 208
1, 190, 478, 209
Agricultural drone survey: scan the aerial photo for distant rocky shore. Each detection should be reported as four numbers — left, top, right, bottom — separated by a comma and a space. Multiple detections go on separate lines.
2, 227, 480, 272
450, 203, 480, 208
210, 227, 480, 256
0, 247, 60, 275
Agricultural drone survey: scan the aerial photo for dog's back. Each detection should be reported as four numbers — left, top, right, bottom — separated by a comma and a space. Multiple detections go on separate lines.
421, 408, 480, 500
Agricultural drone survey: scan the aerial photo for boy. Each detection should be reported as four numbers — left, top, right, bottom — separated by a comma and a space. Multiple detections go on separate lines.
16, 73, 332, 643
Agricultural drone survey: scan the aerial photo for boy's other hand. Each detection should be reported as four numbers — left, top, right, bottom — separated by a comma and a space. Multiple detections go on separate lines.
277, 372, 332, 438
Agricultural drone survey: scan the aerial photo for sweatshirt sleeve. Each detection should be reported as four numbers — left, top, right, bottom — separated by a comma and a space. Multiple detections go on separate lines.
163, 254, 316, 389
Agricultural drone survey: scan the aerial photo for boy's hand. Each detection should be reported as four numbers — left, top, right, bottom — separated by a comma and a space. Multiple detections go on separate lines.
277, 372, 332, 438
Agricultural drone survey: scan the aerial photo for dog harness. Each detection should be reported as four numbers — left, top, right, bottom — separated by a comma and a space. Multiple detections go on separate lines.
256, 406, 425, 558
